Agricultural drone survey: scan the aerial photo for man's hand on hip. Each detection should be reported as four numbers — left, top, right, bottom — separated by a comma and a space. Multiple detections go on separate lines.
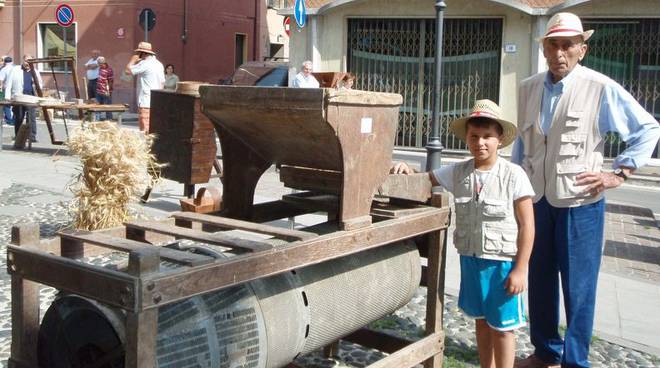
576, 171, 625, 196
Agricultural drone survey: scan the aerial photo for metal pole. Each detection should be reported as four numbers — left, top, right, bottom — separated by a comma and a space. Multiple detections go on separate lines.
144, 10, 149, 41
425, 0, 446, 172
63, 27, 68, 77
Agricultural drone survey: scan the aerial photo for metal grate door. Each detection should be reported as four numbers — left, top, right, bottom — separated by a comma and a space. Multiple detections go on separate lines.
347, 18, 503, 150
582, 19, 660, 159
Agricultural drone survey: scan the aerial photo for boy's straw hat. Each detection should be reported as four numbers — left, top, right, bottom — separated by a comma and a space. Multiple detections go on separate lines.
537, 12, 594, 42
449, 99, 517, 148
134, 42, 156, 55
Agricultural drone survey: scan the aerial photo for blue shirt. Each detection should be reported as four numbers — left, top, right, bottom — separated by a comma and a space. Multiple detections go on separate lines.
511, 67, 660, 169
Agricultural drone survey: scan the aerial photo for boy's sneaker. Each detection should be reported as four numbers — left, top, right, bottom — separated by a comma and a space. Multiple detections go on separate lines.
515, 355, 560, 368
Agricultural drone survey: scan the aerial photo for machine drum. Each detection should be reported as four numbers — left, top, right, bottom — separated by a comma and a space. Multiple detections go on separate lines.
38, 240, 420, 368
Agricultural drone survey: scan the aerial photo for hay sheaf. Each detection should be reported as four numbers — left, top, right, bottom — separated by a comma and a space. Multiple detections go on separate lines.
68, 122, 162, 230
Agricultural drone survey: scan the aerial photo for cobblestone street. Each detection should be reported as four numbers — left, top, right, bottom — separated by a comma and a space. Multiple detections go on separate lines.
0, 177, 658, 367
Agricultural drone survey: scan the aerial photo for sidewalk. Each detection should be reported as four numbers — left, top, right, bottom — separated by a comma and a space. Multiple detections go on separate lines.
1, 120, 659, 364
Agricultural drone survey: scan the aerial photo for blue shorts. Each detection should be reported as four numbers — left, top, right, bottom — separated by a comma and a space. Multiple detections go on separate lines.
458, 255, 526, 331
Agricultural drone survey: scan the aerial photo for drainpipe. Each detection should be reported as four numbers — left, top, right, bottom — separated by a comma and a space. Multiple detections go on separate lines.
310, 16, 320, 71
253, 0, 259, 60
18, 0, 24, 60
182, 0, 187, 80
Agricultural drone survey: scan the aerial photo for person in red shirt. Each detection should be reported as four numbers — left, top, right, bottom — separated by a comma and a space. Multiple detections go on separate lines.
95, 56, 114, 120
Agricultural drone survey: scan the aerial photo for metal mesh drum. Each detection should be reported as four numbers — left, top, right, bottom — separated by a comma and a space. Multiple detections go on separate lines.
38, 240, 420, 368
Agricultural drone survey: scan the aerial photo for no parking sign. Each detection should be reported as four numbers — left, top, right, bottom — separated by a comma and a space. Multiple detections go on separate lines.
55, 4, 75, 27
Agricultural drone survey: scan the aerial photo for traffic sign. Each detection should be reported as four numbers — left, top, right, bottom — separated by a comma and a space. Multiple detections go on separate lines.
55, 4, 74, 28
139, 8, 156, 31
283, 17, 291, 37
294, 0, 306, 28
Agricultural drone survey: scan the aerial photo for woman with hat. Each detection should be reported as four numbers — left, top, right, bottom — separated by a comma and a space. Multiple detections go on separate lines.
393, 99, 535, 368
125, 42, 165, 132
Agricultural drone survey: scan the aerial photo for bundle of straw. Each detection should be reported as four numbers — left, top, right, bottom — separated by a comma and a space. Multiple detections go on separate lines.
68, 121, 161, 230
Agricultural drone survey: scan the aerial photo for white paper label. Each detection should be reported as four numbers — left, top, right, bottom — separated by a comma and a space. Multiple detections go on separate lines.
361, 117, 373, 133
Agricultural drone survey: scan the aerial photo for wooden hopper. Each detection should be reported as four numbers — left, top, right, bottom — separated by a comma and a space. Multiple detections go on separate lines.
199, 86, 402, 230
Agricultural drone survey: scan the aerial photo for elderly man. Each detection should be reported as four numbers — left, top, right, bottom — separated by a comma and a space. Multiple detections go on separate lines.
125, 42, 164, 132
291, 60, 319, 88
512, 13, 660, 368
85, 49, 101, 100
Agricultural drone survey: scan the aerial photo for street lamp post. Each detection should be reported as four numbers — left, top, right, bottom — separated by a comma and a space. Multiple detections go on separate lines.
425, 0, 446, 172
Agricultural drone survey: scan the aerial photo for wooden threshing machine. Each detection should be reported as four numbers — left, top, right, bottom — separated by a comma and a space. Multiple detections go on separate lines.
7, 86, 451, 368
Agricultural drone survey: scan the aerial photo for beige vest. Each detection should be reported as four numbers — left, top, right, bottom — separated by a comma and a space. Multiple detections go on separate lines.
518, 65, 607, 208
452, 158, 519, 261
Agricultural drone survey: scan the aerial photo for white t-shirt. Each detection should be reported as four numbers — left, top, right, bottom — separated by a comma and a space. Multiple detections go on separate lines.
128, 56, 165, 108
431, 160, 535, 201
292, 72, 320, 88
85, 58, 99, 80
0, 62, 14, 89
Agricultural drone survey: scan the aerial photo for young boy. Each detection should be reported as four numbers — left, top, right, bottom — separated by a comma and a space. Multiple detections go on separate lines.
392, 99, 535, 368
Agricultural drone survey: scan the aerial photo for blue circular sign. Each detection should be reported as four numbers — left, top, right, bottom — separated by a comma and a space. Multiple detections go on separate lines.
56, 4, 74, 28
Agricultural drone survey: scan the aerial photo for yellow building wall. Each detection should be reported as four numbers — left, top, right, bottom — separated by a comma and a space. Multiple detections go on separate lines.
288, 0, 660, 128
289, 0, 532, 125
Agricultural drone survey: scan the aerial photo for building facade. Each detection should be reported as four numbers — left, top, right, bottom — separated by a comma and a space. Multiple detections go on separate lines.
0, 0, 270, 108
282, 0, 660, 158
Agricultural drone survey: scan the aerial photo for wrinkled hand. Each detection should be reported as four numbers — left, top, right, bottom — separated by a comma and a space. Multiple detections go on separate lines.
575, 171, 624, 197
505, 267, 527, 295
390, 161, 414, 175
129, 54, 141, 64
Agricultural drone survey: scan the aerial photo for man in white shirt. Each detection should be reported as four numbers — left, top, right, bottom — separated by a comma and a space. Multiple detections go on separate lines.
125, 42, 165, 132
85, 50, 100, 100
0, 56, 15, 125
291, 60, 320, 88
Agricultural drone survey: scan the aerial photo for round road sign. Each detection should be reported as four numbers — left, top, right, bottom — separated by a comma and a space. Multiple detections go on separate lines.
55, 4, 75, 28
284, 17, 291, 37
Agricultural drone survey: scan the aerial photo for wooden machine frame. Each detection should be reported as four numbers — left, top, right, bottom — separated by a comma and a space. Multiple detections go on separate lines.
26, 56, 83, 145
7, 191, 450, 368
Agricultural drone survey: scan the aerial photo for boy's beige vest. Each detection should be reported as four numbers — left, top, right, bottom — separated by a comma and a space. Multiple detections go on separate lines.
452, 158, 519, 261
518, 65, 607, 208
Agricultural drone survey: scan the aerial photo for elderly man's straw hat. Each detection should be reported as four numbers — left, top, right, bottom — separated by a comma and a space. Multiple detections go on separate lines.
134, 42, 156, 55
538, 12, 594, 42
449, 99, 517, 148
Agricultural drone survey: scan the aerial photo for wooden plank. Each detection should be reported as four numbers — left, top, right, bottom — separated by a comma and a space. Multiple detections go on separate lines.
343, 328, 413, 353
171, 212, 318, 241
378, 173, 433, 203
8, 224, 40, 368
7, 246, 137, 310
282, 192, 340, 213
365, 333, 444, 368
142, 207, 448, 309
125, 248, 160, 368
370, 202, 433, 219
279, 165, 342, 193
125, 221, 273, 252
249, 200, 313, 223
58, 230, 215, 267
423, 192, 450, 368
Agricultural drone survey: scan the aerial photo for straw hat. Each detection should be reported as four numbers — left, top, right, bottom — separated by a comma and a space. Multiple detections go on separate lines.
449, 99, 517, 148
538, 12, 594, 42
134, 42, 156, 55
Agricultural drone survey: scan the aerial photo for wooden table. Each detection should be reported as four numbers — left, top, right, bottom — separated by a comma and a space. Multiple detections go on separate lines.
0, 100, 129, 146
